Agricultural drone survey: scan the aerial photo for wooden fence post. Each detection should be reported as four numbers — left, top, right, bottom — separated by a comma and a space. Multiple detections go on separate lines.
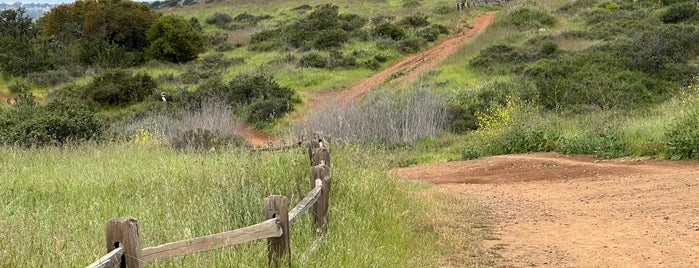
105, 217, 142, 268
311, 165, 331, 234
263, 195, 290, 268
311, 148, 331, 167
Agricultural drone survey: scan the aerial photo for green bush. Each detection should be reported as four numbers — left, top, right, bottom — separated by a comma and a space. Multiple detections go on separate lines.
191, 73, 299, 124
373, 22, 406, 40
147, 15, 204, 63
313, 29, 349, 49
363, 58, 381, 70
448, 77, 537, 133
0, 102, 103, 147
666, 109, 699, 160
8, 79, 31, 94
339, 13, 368, 31
403, 0, 422, 8
503, 5, 556, 28
399, 13, 430, 28
666, 80, 699, 160
417, 24, 444, 42
523, 52, 672, 111
86, 70, 158, 106
205, 13, 232, 26
661, 2, 698, 23
298, 51, 329, 68
398, 36, 426, 54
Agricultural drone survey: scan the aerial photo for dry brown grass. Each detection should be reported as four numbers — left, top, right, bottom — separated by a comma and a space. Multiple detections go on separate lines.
226, 25, 263, 46
415, 184, 499, 267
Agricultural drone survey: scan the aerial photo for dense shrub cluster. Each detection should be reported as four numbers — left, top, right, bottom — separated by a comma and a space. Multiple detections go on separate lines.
88, 70, 158, 106
660, 2, 697, 24
205, 13, 233, 26
469, 2, 699, 112
48, 70, 158, 106
180, 73, 299, 124
147, 15, 204, 63
250, 4, 365, 51
500, 4, 556, 28
666, 78, 699, 160
0, 102, 103, 147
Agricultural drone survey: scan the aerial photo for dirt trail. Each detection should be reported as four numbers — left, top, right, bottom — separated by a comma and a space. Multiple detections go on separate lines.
337, 11, 497, 104
394, 153, 699, 267
241, 12, 498, 146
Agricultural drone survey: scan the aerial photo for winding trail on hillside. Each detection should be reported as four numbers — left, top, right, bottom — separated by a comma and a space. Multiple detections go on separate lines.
393, 153, 699, 267
241, 11, 498, 146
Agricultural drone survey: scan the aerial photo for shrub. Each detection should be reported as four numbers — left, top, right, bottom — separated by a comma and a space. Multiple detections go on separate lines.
205, 13, 233, 26
398, 36, 426, 54
417, 25, 442, 42
339, 13, 368, 31
298, 51, 329, 68
8, 79, 31, 94
191, 73, 299, 124
203, 31, 228, 47
399, 13, 430, 28
363, 58, 381, 70
666, 78, 699, 160
147, 15, 204, 63
313, 29, 349, 49
503, 5, 556, 28
403, 0, 422, 8
448, 77, 537, 133
661, 2, 697, 24
86, 70, 158, 106
27, 68, 73, 87
0, 102, 103, 147
373, 22, 406, 40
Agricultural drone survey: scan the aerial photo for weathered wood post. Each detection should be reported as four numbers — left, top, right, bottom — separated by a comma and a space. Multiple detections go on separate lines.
105, 217, 142, 268
307, 132, 331, 165
311, 148, 331, 167
263, 195, 290, 268
311, 164, 331, 234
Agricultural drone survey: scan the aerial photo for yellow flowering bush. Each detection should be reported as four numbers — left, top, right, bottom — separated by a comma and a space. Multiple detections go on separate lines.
130, 128, 165, 147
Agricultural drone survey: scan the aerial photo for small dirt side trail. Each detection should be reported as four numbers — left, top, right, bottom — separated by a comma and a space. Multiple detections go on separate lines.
241, 12, 497, 145
394, 153, 699, 267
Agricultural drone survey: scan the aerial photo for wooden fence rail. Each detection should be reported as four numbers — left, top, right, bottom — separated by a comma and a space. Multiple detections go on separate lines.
86, 134, 332, 268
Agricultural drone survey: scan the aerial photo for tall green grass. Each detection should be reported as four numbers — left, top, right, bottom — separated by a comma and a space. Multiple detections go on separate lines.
0, 142, 439, 267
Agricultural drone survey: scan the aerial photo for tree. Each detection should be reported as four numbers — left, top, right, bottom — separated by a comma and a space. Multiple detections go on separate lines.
0, 8, 45, 76
146, 15, 204, 63
41, 0, 157, 67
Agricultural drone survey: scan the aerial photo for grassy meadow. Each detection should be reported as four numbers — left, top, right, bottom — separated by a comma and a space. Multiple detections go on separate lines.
0, 142, 494, 267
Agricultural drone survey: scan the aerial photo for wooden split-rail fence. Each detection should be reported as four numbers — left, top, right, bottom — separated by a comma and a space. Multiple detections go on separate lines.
86, 134, 332, 268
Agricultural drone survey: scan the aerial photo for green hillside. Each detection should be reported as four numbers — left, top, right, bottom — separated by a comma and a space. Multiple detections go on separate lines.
1, 0, 698, 266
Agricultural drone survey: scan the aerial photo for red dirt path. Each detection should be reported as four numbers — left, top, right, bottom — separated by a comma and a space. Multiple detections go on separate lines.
394, 153, 699, 267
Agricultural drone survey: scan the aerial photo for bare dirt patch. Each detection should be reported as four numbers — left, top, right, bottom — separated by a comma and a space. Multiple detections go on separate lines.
394, 153, 699, 267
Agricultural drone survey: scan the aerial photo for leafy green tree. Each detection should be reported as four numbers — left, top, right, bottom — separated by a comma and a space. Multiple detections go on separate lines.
146, 15, 204, 63
0, 8, 46, 76
41, 0, 157, 67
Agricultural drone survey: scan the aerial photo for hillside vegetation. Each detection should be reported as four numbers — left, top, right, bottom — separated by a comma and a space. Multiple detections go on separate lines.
1, 0, 699, 266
